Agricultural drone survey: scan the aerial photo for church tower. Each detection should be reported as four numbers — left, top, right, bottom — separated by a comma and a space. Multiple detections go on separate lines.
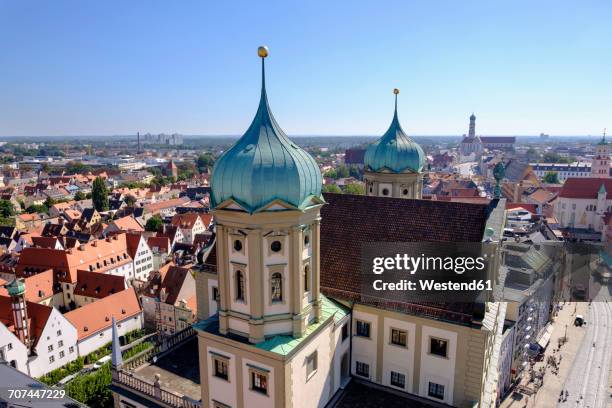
5, 279, 31, 351
591, 130, 610, 178
468, 113, 476, 139
364, 89, 425, 199
210, 46, 324, 343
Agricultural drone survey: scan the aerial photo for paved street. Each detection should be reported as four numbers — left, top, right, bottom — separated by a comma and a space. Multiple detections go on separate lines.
454, 161, 476, 177
557, 287, 612, 408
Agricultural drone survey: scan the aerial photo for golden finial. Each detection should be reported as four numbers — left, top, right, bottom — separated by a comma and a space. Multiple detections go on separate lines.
393, 88, 400, 95
258, 46, 269, 58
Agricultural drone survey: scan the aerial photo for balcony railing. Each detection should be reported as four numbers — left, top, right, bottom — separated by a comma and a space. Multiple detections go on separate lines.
114, 370, 201, 408
112, 326, 200, 407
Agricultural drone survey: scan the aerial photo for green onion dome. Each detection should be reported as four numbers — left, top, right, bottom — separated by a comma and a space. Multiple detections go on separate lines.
211, 47, 323, 213
364, 90, 425, 173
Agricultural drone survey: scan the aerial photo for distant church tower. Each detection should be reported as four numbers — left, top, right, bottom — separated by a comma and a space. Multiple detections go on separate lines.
209, 46, 324, 343
591, 130, 610, 178
363, 89, 425, 199
460, 113, 483, 158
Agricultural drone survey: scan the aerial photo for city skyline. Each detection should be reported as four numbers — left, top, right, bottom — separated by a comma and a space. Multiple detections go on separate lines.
1, 1, 611, 136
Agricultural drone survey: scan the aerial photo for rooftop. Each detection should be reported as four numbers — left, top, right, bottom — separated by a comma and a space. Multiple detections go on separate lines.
131, 337, 200, 400
335, 379, 452, 408
195, 294, 348, 356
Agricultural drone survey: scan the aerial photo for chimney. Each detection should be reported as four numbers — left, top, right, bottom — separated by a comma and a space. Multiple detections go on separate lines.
92, 240, 97, 247
79, 244, 86, 251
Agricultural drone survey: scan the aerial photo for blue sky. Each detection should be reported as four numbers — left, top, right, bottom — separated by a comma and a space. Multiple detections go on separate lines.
0, 1, 610, 136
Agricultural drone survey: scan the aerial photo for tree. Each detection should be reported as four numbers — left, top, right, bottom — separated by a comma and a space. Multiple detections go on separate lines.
542, 152, 572, 164
196, 153, 215, 172
323, 169, 337, 179
65, 161, 91, 174
543, 171, 560, 184
525, 147, 539, 161
0, 200, 15, 218
348, 165, 361, 179
343, 183, 365, 195
145, 215, 163, 232
92, 177, 109, 212
26, 204, 48, 214
74, 191, 87, 201
43, 196, 56, 209
322, 184, 342, 193
124, 194, 137, 207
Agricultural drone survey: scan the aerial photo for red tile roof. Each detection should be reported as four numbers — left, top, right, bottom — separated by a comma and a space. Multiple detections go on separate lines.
111, 216, 144, 232
506, 202, 538, 213
144, 197, 190, 214
0, 295, 53, 347
31, 236, 61, 249
171, 213, 202, 229
0, 270, 55, 303
142, 263, 192, 305
319, 193, 493, 324
74, 270, 126, 299
147, 236, 170, 253
16, 234, 132, 283
64, 288, 141, 339
558, 178, 612, 199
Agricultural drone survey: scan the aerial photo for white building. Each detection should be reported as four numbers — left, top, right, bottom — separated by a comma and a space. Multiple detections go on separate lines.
126, 233, 154, 282
0, 280, 79, 378
65, 288, 143, 356
530, 162, 593, 182
555, 178, 612, 239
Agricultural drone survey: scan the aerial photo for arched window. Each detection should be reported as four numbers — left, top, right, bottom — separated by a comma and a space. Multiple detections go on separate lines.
236, 270, 245, 301
271, 273, 282, 302
304, 265, 310, 292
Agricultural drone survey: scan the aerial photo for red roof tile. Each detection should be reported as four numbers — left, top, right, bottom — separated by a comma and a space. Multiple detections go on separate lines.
64, 288, 141, 339
74, 270, 126, 299
319, 193, 493, 323
559, 178, 612, 199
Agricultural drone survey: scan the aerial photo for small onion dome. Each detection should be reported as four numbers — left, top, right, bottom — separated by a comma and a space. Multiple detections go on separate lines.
598, 133, 608, 145
364, 89, 425, 173
6, 278, 26, 297
211, 47, 323, 213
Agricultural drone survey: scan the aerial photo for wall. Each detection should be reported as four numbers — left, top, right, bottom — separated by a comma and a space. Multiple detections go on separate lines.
76, 313, 142, 357
28, 308, 79, 378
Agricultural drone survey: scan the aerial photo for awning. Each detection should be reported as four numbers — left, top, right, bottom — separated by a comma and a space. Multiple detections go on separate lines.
537, 324, 554, 349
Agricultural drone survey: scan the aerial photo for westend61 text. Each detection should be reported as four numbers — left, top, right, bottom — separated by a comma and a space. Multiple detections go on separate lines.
373, 279, 493, 292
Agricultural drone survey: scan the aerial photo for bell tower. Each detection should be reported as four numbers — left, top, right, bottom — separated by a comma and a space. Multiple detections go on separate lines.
210, 47, 324, 344
364, 89, 425, 199
5, 279, 31, 351
591, 129, 610, 178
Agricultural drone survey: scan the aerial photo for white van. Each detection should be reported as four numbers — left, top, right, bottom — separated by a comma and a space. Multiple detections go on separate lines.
93, 355, 112, 370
